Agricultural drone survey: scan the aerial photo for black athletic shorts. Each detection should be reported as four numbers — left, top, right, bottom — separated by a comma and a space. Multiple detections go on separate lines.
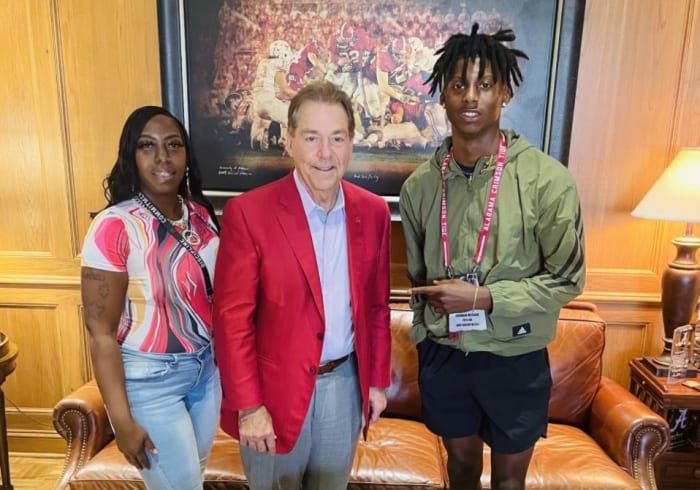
417, 338, 552, 454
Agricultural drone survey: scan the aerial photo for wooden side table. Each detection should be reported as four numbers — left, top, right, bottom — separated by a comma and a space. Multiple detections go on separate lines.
630, 358, 700, 489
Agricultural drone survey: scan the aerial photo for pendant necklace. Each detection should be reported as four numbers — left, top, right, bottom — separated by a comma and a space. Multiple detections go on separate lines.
168, 196, 201, 246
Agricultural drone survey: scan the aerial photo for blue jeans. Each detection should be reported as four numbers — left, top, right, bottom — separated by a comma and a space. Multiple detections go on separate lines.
121, 344, 222, 490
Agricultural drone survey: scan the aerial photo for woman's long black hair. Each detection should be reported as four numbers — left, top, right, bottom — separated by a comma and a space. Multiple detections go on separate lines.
103, 105, 219, 230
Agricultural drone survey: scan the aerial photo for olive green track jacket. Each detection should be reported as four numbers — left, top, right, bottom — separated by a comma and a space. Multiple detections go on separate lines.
399, 131, 585, 356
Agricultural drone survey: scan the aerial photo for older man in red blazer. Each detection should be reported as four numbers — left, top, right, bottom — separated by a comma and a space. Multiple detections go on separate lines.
213, 80, 392, 490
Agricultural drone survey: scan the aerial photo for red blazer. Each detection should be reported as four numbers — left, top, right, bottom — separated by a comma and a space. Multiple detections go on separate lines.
212, 173, 392, 453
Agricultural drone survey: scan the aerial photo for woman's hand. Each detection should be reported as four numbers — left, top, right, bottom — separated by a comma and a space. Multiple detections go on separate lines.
113, 419, 158, 470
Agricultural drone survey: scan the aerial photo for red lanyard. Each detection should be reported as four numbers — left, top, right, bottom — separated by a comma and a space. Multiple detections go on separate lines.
440, 132, 507, 278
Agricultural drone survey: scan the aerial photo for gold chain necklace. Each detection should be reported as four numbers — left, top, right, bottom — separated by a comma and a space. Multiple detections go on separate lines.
167, 196, 188, 228
172, 196, 201, 246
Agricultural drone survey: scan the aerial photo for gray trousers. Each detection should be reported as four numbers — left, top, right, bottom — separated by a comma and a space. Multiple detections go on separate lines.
240, 355, 362, 490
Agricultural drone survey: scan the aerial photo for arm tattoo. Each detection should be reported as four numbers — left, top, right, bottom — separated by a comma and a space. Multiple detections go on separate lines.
82, 268, 105, 282
83, 299, 106, 321
82, 269, 110, 321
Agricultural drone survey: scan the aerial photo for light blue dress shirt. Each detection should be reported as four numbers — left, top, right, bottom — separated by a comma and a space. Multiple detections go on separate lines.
293, 171, 354, 363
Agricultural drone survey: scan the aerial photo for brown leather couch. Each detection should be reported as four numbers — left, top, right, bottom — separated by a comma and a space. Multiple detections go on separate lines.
53, 302, 669, 489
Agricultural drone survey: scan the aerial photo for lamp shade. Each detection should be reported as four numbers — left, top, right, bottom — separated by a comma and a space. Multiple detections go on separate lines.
631, 147, 700, 222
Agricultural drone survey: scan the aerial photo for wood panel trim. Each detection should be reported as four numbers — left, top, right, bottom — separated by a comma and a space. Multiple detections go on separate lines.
8, 434, 66, 455
6, 409, 55, 433
50, 0, 81, 258
0, 275, 80, 287
0, 256, 81, 280
669, 0, 700, 150
579, 292, 660, 304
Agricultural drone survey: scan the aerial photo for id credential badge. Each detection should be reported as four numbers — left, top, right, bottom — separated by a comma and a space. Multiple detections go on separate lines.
448, 273, 487, 332
440, 133, 507, 335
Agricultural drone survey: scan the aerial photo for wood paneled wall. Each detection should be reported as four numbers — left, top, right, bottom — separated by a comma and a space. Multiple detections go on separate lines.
1, 0, 698, 453
569, 0, 700, 381
0, 0, 161, 453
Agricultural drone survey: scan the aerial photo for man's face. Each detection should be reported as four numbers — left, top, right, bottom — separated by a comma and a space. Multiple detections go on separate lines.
286, 100, 353, 204
440, 58, 510, 140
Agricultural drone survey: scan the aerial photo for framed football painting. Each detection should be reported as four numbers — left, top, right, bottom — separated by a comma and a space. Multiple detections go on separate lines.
158, 0, 585, 210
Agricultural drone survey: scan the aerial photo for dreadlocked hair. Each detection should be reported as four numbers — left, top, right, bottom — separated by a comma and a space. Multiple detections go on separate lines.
426, 23, 529, 97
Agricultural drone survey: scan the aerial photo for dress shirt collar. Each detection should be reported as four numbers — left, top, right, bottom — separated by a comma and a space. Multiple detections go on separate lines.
293, 170, 345, 219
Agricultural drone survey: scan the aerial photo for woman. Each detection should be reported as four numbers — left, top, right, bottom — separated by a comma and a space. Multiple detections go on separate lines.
80, 106, 221, 489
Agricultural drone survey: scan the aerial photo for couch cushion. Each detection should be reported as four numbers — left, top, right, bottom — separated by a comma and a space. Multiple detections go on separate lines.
69, 430, 247, 489
548, 302, 605, 427
475, 424, 640, 489
384, 305, 422, 421
350, 417, 446, 489
72, 422, 444, 490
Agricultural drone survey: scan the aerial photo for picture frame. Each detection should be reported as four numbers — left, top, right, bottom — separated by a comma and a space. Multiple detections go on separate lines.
157, 0, 585, 211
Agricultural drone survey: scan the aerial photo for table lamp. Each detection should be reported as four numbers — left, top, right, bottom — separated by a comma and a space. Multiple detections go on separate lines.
631, 147, 700, 375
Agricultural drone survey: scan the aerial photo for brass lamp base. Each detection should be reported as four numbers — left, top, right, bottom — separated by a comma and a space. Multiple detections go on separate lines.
658, 234, 700, 370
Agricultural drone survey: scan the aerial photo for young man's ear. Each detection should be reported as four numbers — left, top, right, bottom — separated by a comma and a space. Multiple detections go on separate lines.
503, 88, 513, 106
501, 92, 511, 107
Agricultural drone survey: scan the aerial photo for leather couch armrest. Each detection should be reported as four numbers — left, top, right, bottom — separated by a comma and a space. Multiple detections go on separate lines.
589, 377, 670, 490
52, 379, 114, 489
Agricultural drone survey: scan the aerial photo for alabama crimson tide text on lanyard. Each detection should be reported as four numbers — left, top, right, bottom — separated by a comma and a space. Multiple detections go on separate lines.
440, 132, 507, 333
